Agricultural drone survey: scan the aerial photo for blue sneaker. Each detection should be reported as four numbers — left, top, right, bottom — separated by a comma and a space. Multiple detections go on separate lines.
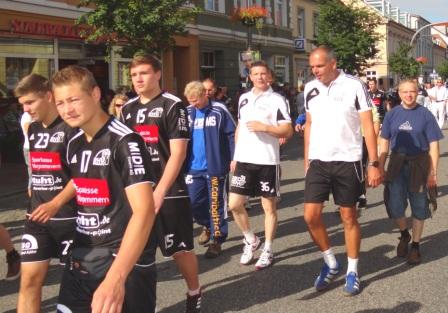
343, 271, 360, 296
314, 261, 340, 291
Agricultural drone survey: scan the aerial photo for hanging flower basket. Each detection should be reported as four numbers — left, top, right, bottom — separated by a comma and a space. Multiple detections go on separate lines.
232, 6, 268, 30
416, 56, 428, 64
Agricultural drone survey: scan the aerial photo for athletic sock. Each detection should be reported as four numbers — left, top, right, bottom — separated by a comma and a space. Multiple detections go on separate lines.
411, 241, 420, 249
347, 257, 359, 275
243, 230, 256, 244
322, 248, 337, 269
264, 240, 273, 252
187, 287, 201, 296
400, 229, 410, 238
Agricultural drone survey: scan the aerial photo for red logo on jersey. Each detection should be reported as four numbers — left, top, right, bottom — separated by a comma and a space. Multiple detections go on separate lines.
73, 178, 111, 207
30, 152, 62, 171
134, 125, 159, 143
372, 97, 381, 107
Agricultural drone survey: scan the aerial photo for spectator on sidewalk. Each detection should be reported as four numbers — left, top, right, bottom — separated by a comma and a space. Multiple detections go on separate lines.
428, 79, 447, 129
379, 79, 443, 265
184, 81, 236, 258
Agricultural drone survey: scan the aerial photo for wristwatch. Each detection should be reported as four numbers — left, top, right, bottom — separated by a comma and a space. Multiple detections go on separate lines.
368, 160, 379, 168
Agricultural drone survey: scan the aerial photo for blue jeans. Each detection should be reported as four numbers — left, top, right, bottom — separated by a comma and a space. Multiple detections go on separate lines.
387, 163, 431, 220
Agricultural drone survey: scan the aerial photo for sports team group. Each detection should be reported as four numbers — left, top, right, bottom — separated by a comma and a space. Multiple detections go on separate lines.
2, 45, 445, 313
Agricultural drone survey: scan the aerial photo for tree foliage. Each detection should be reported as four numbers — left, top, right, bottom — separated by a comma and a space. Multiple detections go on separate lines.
389, 42, 420, 79
315, 0, 382, 75
77, 0, 200, 57
437, 60, 448, 81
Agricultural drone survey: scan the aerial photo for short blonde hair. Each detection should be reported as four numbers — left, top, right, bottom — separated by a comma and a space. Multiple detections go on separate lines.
184, 81, 205, 98
108, 94, 128, 117
398, 79, 418, 91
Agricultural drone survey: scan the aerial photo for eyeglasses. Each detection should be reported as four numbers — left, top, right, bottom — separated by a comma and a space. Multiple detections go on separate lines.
115, 103, 124, 108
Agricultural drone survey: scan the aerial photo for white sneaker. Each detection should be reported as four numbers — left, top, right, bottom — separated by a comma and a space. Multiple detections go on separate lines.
240, 236, 261, 265
255, 249, 274, 270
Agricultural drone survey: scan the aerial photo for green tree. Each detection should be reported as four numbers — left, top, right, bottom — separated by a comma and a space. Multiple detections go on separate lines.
389, 42, 420, 79
315, 0, 382, 75
437, 60, 448, 81
77, 0, 200, 57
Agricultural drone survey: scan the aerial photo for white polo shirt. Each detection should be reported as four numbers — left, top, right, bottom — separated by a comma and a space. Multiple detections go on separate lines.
234, 87, 291, 165
305, 71, 372, 162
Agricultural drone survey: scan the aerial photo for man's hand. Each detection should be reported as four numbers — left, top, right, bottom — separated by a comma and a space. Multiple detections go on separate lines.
367, 166, 382, 188
427, 174, 437, 188
230, 160, 237, 173
29, 200, 60, 223
246, 121, 267, 132
153, 187, 166, 214
91, 274, 125, 313
279, 138, 287, 145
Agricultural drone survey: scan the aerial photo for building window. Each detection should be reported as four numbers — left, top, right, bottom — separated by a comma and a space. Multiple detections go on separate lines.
366, 70, 377, 79
200, 51, 215, 79
297, 7, 305, 38
313, 12, 319, 38
273, 55, 288, 84
274, 0, 287, 27
234, 0, 261, 8
205, 0, 224, 13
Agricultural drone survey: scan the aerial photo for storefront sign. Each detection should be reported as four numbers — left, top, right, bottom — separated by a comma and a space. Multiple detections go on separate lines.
10, 19, 82, 39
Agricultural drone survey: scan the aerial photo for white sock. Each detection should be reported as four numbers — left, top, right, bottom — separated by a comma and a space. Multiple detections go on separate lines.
187, 287, 201, 296
243, 230, 256, 244
264, 240, 273, 252
322, 248, 337, 269
347, 257, 358, 275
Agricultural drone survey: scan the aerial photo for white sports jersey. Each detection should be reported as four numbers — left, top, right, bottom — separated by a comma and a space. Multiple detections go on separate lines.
234, 87, 291, 165
305, 71, 372, 162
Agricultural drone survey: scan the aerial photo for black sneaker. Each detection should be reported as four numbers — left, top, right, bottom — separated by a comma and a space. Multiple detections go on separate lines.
397, 234, 411, 258
185, 290, 201, 313
5, 249, 20, 281
407, 246, 421, 265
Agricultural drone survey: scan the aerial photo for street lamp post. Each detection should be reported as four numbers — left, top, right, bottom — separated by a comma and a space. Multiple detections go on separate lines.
410, 21, 448, 51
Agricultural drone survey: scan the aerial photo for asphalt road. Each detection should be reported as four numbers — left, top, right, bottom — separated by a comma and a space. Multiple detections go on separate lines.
1, 132, 447, 313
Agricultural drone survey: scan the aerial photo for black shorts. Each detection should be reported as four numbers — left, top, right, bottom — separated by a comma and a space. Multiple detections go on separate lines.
154, 197, 194, 257
304, 160, 363, 206
21, 218, 76, 264
229, 162, 280, 198
57, 262, 156, 313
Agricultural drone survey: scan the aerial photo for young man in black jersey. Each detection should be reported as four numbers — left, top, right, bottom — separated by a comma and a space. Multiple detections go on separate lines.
121, 54, 202, 312
14, 74, 77, 313
31, 65, 157, 313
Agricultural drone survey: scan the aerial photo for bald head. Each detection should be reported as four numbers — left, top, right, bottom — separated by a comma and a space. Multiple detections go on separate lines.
309, 46, 338, 85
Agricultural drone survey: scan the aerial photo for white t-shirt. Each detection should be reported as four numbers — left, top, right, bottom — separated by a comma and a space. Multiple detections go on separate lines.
20, 112, 32, 150
234, 87, 291, 165
429, 86, 448, 102
305, 71, 372, 162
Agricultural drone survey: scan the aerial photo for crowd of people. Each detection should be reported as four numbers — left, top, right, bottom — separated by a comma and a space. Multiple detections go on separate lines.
0, 45, 445, 312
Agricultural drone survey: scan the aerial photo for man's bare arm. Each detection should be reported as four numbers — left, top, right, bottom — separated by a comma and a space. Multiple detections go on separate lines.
153, 139, 188, 213
360, 110, 382, 187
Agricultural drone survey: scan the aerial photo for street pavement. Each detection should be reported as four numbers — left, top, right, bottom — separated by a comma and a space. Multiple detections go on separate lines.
1, 131, 448, 313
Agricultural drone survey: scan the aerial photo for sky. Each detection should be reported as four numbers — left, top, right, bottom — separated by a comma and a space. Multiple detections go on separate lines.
388, 0, 447, 23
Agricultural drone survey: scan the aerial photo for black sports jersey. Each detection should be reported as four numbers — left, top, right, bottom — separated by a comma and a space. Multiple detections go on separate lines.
369, 90, 386, 120
28, 117, 76, 219
121, 92, 190, 198
67, 117, 156, 263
